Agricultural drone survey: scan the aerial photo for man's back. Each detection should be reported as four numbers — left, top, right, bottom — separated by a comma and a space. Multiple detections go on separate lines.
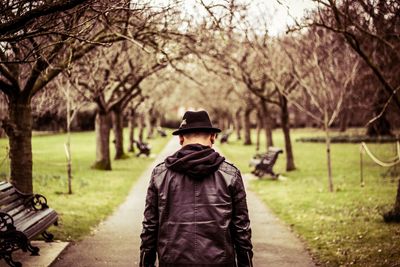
140, 144, 253, 267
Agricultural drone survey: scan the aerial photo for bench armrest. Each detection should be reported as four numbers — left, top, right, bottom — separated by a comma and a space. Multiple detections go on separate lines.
29, 194, 49, 211
0, 212, 15, 231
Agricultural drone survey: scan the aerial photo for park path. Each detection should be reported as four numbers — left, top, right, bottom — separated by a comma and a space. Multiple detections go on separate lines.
51, 138, 315, 267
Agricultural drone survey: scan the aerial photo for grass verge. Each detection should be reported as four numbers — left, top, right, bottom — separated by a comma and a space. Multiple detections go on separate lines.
0, 129, 171, 241
218, 128, 400, 267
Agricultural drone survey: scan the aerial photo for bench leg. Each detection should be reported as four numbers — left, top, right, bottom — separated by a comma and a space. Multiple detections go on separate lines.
0, 230, 28, 266
2, 253, 22, 267
27, 242, 39, 256
42, 231, 54, 242
268, 170, 279, 179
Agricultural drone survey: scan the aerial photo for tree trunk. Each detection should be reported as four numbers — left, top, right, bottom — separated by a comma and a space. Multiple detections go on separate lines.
324, 111, 334, 192
111, 107, 125, 160
92, 111, 111, 170
367, 91, 393, 136
4, 97, 33, 194
138, 113, 145, 142
128, 110, 136, 152
234, 109, 242, 140
279, 94, 295, 171
256, 110, 262, 152
259, 100, 273, 150
145, 111, 154, 139
242, 106, 252, 145
339, 105, 349, 132
383, 179, 400, 222
66, 87, 72, 194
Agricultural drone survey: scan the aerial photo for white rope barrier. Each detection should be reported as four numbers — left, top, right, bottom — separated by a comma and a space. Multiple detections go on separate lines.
361, 142, 400, 167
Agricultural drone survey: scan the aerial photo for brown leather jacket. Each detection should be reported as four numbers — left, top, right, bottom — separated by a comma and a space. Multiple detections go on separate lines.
140, 144, 253, 267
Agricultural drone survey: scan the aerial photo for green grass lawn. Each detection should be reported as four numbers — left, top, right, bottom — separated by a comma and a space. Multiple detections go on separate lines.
218, 128, 400, 267
0, 129, 171, 241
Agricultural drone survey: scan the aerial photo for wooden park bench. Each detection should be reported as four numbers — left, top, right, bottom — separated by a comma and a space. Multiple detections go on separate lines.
0, 181, 58, 267
249, 147, 283, 179
157, 128, 167, 137
219, 132, 231, 144
134, 140, 151, 157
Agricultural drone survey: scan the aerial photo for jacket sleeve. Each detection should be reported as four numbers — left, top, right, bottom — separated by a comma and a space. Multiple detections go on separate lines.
140, 172, 158, 267
230, 170, 253, 267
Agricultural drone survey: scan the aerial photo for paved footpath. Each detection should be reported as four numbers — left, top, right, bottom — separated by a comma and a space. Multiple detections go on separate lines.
51, 138, 315, 267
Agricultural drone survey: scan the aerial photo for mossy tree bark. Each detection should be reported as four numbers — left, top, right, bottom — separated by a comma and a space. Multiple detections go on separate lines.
93, 111, 112, 170
4, 95, 33, 194
111, 107, 126, 160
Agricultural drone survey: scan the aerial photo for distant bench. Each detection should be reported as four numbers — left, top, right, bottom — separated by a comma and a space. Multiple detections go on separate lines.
134, 140, 151, 157
157, 128, 167, 137
220, 132, 231, 144
249, 147, 283, 179
0, 181, 58, 267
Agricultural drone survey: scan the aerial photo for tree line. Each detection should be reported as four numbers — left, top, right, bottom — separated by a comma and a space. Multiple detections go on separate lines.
0, 0, 399, 203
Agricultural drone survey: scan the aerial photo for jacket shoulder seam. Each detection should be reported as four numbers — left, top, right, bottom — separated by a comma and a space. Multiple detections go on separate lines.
152, 162, 167, 176
218, 161, 238, 176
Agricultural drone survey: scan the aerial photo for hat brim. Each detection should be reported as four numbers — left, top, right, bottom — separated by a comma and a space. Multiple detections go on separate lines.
172, 127, 222, 136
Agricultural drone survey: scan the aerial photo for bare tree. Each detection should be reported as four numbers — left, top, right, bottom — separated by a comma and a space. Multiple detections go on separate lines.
69, 41, 171, 169
282, 28, 359, 192
293, 0, 400, 135
0, 0, 188, 193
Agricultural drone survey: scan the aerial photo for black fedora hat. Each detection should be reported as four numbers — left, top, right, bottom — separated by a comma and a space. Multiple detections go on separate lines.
172, 110, 221, 135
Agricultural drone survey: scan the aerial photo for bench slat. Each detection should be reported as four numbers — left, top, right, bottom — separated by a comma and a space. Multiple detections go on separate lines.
0, 192, 22, 208
24, 211, 58, 239
0, 182, 13, 192
11, 207, 35, 222
0, 187, 17, 199
8, 203, 28, 217
15, 208, 54, 232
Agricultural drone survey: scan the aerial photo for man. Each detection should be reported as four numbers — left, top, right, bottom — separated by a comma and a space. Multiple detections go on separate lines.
140, 110, 253, 267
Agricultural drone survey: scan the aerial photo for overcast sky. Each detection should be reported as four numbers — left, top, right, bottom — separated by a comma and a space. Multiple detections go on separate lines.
152, 0, 315, 35
256, 0, 315, 35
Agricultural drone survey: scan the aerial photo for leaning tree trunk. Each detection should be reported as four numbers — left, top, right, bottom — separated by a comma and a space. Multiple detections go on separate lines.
242, 106, 252, 145
259, 100, 274, 150
4, 96, 33, 194
279, 94, 296, 171
383, 179, 400, 222
111, 107, 126, 160
92, 111, 112, 170
128, 110, 136, 152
